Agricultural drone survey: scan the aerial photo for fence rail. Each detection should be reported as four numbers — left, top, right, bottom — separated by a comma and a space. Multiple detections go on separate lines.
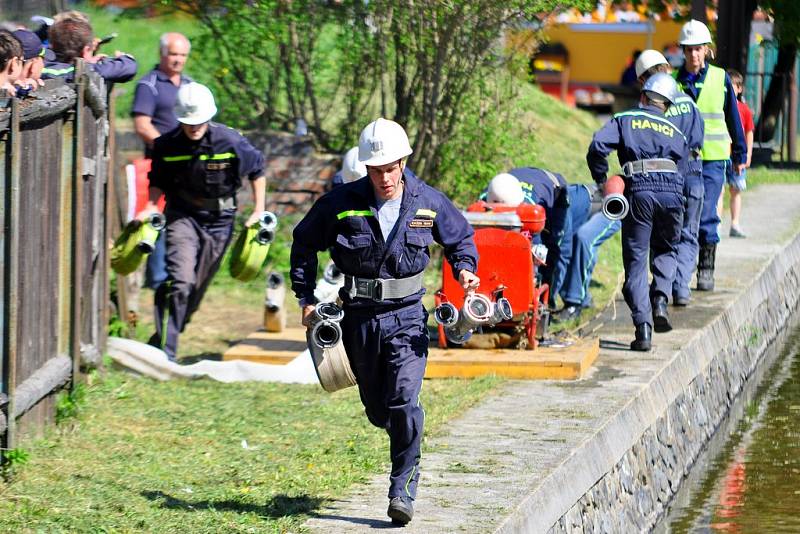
0, 66, 113, 454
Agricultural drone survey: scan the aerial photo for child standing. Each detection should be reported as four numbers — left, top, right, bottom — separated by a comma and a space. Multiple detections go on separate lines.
726, 69, 754, 238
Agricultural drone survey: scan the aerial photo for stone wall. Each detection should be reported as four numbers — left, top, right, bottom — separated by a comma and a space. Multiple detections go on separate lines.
548, 235, 800, 533
248, 131, 339, 216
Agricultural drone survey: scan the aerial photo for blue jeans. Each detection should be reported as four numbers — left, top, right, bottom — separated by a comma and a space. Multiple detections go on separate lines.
699, 160, 728, 245
144, 232, 168, 289
552, 185, 592, 302
560, 212, 621, 307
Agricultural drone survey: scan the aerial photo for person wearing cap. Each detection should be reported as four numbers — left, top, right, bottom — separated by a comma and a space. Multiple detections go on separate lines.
0, 30, 23, 96
330, 146, 366, 188
136, 82, 266, 361
131, 33, 193, 290
674, 19, 746, 292
290, 118, 479, 525
480, 167, 569, 308
11, 29, 45, 93
42, 13, 136, 84
636, 49, 705, 307
587, 73, 689, 351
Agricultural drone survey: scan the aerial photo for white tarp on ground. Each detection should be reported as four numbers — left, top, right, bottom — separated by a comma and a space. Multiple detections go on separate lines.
106, 337, 319, 384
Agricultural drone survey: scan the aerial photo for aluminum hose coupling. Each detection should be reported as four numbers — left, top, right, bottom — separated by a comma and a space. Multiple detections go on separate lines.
308, 302, 345, 349
434, 293, 513, 345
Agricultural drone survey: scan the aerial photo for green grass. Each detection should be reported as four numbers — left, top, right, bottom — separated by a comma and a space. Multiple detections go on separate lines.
78, 3, 202, 118
0, 369, 500, 532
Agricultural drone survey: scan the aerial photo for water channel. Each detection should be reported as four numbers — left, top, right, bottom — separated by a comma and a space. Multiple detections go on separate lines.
658, 323, 800, 533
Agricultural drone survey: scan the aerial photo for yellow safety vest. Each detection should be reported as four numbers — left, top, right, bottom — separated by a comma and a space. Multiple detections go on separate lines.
675, 65, 730, 161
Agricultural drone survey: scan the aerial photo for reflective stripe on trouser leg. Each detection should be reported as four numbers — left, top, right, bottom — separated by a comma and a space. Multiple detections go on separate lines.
673, 173, 704, 299
342, 304, 428, 500
698, 160, 726, 245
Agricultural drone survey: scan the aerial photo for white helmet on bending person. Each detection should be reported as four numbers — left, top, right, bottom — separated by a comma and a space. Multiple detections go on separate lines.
341, 146, 367, 183
486, 173, 525, 206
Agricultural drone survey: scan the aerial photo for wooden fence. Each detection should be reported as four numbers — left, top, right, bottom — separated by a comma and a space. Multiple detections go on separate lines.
0, 67, 114, 454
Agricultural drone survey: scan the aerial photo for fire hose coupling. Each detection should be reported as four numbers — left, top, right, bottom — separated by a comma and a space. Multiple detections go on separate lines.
264, 271, 284, 312
601, 174, 629, 221
434, 293, 513, 345
255, 211, 278, 245
136, 212, 167, 253
309, 302, 345, 349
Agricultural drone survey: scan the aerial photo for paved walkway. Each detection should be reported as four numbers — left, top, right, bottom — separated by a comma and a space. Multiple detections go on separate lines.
303, 185, 800, 533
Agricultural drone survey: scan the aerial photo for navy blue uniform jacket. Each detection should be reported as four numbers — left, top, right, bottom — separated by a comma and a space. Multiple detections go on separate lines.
587, 104, 689, 194
42, 55, 137, 83
149, 122, 265, 201
291, 169, 478, 308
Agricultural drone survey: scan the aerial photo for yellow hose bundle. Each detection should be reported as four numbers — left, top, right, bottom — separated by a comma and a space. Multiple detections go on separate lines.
111, 214, 166, 276
229, 211, 278, 282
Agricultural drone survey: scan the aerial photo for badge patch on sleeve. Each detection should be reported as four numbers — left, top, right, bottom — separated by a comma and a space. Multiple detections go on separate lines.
206, 162, 231, 171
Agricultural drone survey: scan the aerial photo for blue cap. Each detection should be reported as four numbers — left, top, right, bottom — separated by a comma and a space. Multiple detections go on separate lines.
12, 29, 45, 61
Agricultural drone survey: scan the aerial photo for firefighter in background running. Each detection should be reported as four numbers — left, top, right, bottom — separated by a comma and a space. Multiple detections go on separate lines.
137, 83, 266, 361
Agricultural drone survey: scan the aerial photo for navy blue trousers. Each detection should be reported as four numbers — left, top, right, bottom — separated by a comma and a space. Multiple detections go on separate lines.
622, 191, 683, 327
341, 302, 428, 500
699, 160, 728, 245
151, 206, 234, 359
672, 172, 704, 300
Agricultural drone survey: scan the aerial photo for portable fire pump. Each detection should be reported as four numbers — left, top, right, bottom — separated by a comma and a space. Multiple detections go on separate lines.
436, 201, 550, 350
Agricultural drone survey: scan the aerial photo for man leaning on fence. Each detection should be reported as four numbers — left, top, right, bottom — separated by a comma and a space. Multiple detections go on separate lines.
42, 12, 136, 84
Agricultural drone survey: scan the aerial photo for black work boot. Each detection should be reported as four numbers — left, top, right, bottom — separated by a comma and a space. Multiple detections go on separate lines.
652, 295, 672, 332
387, 496, 414, 525
673, 293, 690, 307
696, 243, 717, 291
630, 323, 652, 351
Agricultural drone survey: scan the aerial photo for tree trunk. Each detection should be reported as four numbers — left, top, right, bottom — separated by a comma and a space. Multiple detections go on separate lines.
755, 44, 798, 143
715, 0, 757, 73
690, 0, 706, 22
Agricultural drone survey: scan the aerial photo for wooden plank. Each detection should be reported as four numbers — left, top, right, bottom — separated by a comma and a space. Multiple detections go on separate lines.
425, 337, 600, 380
223, 328, 308, 364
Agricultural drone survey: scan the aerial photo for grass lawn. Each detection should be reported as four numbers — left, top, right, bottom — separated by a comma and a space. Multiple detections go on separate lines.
0, 366, 500, 532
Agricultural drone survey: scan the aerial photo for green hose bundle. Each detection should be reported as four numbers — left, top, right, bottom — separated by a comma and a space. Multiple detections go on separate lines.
110, 213, 166, 275
229, 211, 278, 282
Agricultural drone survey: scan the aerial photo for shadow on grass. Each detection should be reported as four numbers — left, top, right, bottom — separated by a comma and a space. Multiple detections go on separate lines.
141, 490, 324, 518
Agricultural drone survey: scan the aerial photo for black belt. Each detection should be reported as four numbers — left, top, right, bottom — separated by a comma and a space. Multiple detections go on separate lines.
177, 190, 235, 211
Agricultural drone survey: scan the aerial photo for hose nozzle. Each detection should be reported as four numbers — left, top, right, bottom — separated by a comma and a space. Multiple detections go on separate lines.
601, 193, 629, 221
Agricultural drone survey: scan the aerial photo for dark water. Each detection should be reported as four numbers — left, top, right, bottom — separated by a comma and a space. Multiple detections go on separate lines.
660, 325, 800, 533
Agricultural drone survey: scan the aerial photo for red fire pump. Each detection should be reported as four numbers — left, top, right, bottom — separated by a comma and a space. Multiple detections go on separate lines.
436, 201, 550, 349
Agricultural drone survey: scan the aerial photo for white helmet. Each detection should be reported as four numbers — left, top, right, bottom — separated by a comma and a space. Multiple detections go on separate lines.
679, 19, 712, 46
635, 49, 669, 79
358, 118, 413, 167
486, 173, 525, 207
175, 82, 217, 125
341, 146, 366, 183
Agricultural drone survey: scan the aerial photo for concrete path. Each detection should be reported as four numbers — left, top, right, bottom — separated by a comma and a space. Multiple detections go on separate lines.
302, 185, 800, 533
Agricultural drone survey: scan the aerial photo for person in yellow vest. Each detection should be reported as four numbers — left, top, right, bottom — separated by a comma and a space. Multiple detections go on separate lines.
674, 20, 747, 291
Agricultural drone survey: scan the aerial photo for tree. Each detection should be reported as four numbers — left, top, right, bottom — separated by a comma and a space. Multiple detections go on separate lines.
173, 0, 593, 184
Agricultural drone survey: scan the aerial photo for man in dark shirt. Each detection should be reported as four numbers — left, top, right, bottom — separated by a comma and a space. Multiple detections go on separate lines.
136, 83, 266, 361
131, 33, 192, 289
